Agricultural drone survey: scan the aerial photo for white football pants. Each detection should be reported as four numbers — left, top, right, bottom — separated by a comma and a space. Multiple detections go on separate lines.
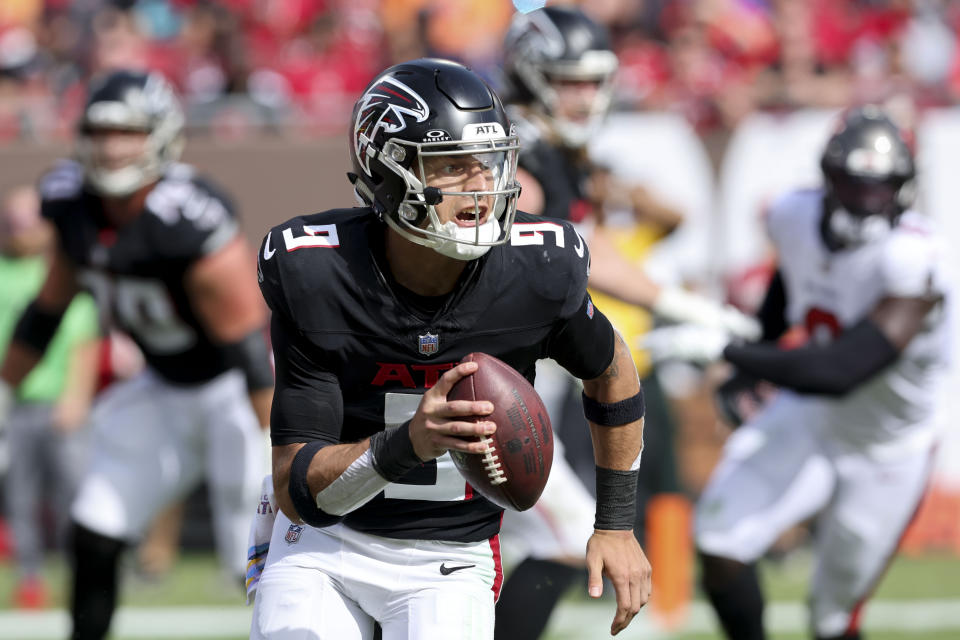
695, 392, 935, 637
251, 516, 502, 640
71, 368, 266, 578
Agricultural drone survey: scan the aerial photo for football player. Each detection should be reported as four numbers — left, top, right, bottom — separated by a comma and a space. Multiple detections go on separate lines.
0, 70, 273, 640
496, 7, 757, 637
250, 58, 650, 640
501, 6, 759, 335
645, 105, 950, 640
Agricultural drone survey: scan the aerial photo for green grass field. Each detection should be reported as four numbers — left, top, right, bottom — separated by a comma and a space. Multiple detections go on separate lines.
0, 550, 958, 639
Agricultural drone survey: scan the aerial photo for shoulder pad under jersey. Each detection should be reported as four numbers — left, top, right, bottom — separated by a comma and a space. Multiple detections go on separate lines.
765, 187, 822, 249
257, 208, 370, 323
38, 160, 85, 214
144, 164, 239, 259
881, 212, 950, 299
506, 211, 591, 317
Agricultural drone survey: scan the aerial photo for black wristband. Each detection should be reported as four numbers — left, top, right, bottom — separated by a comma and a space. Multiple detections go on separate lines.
594, 466, 639, 530
289, 441, 326, 523
369, 421, 422, 482
582, 389, 645, 427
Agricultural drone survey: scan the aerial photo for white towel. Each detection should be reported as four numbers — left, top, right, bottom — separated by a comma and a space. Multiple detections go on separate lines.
245, 474, 277, 604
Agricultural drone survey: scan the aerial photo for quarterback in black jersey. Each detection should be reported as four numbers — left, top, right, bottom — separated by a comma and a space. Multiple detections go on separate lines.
0, 70, 273, 640
249, 59, 650, 640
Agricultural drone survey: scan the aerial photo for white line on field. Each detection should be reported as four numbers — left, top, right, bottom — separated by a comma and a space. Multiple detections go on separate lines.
2, 599, 960, 639
547, 599, 960, 638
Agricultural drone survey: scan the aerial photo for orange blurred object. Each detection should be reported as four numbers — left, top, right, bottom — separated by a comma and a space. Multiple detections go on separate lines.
645, 493, 694, 629
900, 483, 960, 555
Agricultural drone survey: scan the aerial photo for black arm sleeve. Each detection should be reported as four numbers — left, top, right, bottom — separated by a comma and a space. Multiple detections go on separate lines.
757, 270, 788, 342
546, 293, 616, 380
722, 318, 899, 396
269, 315, 344, 446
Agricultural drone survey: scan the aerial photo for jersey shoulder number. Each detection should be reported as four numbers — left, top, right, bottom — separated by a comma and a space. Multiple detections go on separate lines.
510, 212, 587, 257
145, 165, 239, 258
507, 212, 590, 316
257, 208, 364, 320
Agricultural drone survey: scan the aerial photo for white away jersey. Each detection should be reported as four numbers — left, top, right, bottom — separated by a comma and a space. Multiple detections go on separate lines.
766, 189, 952, 454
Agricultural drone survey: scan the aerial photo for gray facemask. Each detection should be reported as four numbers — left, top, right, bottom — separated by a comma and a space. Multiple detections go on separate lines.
828, 207, 892, 246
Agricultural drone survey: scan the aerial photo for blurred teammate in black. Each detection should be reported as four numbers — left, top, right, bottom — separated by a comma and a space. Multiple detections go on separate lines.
495, 7, 762, 638
0, 70, 273, 640
249, 58, 650, 639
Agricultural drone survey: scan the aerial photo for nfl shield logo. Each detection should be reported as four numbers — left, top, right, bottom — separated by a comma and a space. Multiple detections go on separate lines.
285, 524, 304, 544
419, 332, 439, 355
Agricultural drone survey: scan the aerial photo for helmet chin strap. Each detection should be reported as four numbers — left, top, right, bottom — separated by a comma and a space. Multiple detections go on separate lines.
430, 217, 501, 260
828, 207, 892, 246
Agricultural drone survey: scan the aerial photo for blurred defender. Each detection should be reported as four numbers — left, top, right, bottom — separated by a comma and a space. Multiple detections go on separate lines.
0, 70, 272, 640
646, 105, 950, 640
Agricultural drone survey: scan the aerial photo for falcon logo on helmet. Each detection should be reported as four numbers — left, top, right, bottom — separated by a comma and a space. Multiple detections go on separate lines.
353, 76, 430, 175
347, 58, 522, 262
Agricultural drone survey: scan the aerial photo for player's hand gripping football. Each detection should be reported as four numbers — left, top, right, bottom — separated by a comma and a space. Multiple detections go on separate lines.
407, 361, 497, 461
587, 529, 652, 635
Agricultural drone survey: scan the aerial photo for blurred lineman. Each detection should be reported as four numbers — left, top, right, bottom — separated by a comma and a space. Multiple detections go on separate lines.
0, 185, 99, 609
645, 105, 951, 640
496, 7, 757, 637
0, 70, 273, 640
250, 58, 649, 639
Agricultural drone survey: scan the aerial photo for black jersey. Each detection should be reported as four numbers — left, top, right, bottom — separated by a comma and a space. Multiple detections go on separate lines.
512, 112, 593, 223
39, 160, 241, 385
258, 208, 616, 542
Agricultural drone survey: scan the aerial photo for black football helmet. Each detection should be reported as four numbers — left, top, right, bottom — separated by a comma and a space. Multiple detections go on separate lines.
77, 69, 185, 198
349, 58, 521, 260
503, 6, 618, 147
820, 105, 916, 246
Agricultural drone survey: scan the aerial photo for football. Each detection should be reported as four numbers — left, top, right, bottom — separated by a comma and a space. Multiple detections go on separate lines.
447, 352, 553, 511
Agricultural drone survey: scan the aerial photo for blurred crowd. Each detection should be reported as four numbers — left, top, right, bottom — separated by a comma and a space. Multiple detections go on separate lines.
2, 0, 960, 141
